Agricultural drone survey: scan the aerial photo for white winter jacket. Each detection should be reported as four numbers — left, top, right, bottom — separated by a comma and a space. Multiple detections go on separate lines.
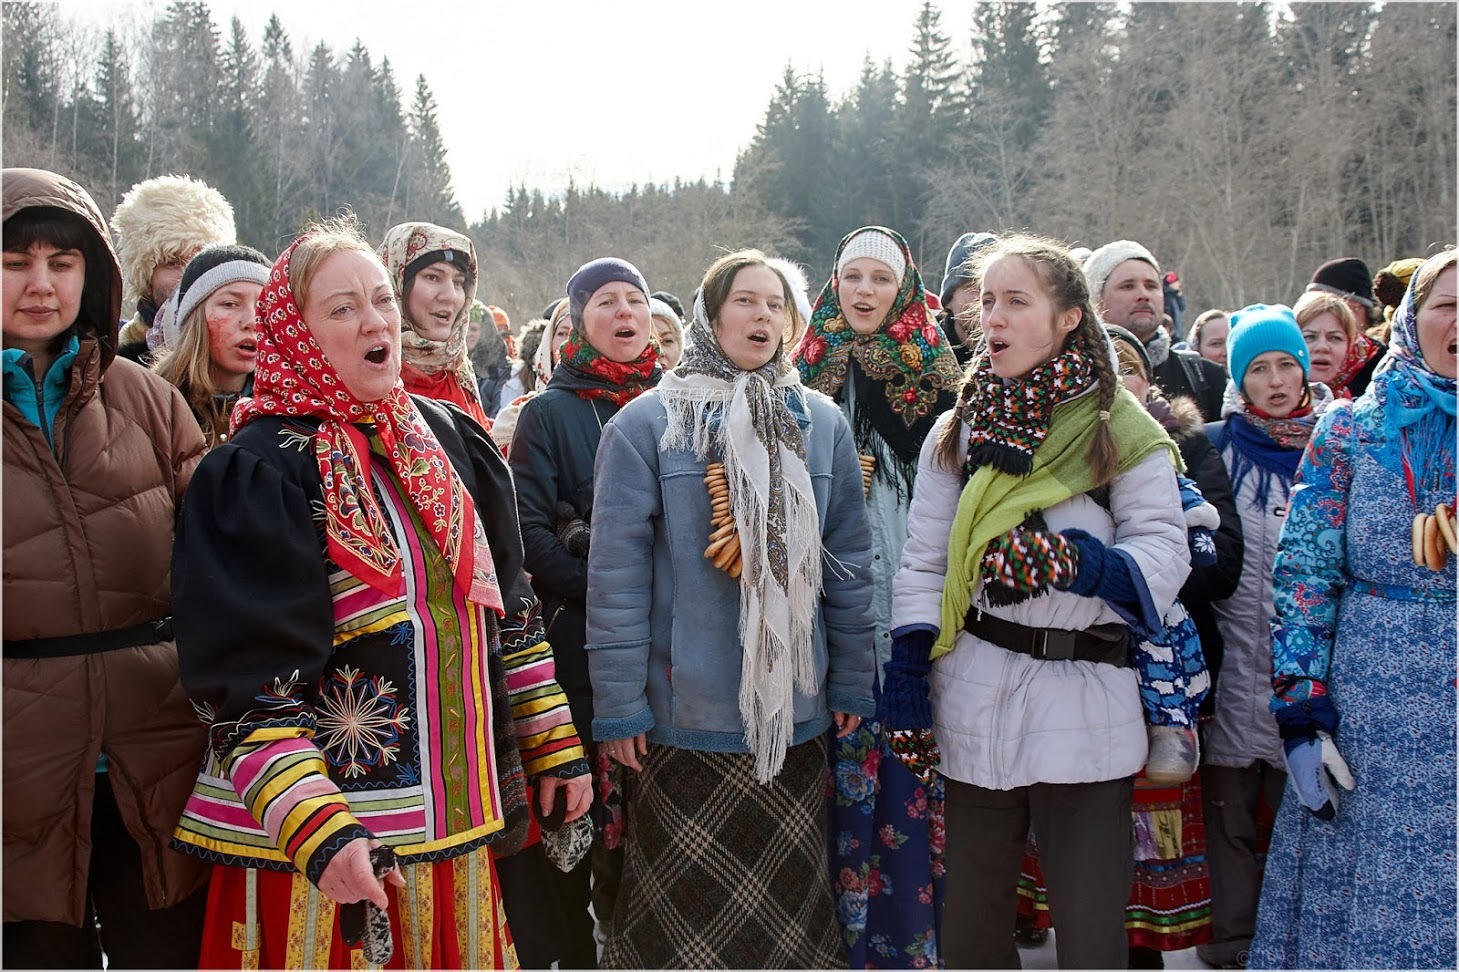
892, 412, 1190, 791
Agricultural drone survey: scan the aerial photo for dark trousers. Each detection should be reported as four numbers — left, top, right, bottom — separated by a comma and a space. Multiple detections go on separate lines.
942, 776, 1135, 970
1199, 762, 1286, 967
2, 773, 206, 969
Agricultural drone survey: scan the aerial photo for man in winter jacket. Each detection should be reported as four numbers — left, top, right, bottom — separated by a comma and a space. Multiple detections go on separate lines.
110, 174, 236, 363
3, 168, 209, 966
1085, 240, 1227, 420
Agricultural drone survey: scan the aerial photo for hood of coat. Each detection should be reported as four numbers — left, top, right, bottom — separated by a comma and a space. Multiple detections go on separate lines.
3, 168, 124, 373
1146, 392, 1205, 441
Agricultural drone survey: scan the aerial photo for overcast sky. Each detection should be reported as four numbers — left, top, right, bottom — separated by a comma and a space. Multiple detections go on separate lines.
64, 0, 978, 221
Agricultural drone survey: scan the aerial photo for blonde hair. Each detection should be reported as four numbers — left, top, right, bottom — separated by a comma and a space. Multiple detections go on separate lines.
1293, 290, 1357, 339
153, 301, 237, 447
288, 213, 378, 304
1411, 247, 1458, 313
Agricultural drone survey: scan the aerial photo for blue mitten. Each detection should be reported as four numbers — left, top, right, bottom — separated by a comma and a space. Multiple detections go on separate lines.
1188, 527, 1218, 566
879, 629, 935, 731
1275, 696, 1354, 820
1176, 474, 1219, 567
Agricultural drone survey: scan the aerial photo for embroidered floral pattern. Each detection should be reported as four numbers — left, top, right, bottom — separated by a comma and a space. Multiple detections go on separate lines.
315, 665, 411, 778
794, 227, 960, 427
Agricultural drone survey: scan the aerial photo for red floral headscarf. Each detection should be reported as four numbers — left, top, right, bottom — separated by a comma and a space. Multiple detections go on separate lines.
231, 236, 503, 615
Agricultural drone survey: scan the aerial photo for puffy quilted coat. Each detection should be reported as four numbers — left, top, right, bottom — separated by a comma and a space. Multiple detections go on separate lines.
892, 410, 1190, 791
2, 168, 209, 925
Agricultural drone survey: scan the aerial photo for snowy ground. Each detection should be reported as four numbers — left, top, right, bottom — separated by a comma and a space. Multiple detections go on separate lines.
1021, 930, 1208, 969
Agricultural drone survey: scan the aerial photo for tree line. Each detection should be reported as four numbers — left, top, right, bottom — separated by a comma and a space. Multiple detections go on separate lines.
4, 1, 1454, 329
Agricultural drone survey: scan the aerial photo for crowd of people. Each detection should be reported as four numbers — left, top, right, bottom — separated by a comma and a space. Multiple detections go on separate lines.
2, 164, 1453, 971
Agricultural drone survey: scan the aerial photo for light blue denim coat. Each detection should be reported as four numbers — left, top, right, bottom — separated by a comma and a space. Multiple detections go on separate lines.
586, 387, 877, 751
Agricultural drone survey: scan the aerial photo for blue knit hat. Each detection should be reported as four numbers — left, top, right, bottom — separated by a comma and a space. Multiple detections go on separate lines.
940, 231, 999, 307
1226, 303, 1309, 392
567, 257, 649, 327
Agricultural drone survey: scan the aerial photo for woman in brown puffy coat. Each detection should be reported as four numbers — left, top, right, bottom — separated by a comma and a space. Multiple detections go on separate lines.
2, 168, 209, 967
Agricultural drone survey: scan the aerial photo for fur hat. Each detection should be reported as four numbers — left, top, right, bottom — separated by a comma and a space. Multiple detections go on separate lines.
765, 257, 814, 342
1373, 258, 1425, 317
939, 231, 999, 307
111, 175, 236, 315
1307, 257, 1375, 309
1083, 240, 1161, 305
837, 228, 907, 285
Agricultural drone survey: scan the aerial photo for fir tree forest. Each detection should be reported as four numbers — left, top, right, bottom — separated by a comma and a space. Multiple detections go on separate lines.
3, 1, 1455, 326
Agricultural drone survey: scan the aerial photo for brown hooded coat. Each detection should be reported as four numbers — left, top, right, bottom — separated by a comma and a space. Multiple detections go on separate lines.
2, 168, 209, 925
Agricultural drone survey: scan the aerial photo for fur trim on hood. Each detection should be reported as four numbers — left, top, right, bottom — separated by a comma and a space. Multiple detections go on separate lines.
111, 175, 235, 316
1146, 392, 1205, 441
3, 167, 124, 370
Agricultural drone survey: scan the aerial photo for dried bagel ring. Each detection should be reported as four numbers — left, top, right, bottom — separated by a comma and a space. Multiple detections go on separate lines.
1436, 503, 1457, 554
1424, 513, 1446, 571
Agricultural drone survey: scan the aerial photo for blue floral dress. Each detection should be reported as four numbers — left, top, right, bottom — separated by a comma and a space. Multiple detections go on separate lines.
1249, 383, 1456, 969
829, 707, 946, 968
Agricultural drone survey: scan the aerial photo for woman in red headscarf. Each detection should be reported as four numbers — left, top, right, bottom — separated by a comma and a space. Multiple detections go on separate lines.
169, 216, 591, 969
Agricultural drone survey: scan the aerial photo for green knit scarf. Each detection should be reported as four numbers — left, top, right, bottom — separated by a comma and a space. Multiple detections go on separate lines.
933, 384, 1182, 659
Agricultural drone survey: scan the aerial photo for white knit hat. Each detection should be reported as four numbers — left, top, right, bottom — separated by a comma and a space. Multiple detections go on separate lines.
1082, 240, 1160, 305
837, 228, 907, 285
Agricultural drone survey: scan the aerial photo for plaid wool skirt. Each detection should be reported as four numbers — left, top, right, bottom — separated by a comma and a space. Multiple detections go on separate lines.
601, 738, 846, 969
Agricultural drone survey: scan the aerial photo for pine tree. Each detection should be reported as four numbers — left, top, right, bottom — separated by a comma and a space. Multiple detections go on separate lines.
257, 14, 304, 242
88, 28, 143, 205
896, 0, 962, 255
213, 18, 265, 246
408, 75, 464, 228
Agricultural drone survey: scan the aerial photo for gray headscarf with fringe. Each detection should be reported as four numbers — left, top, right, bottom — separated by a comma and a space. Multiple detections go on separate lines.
656, 284, 823, 783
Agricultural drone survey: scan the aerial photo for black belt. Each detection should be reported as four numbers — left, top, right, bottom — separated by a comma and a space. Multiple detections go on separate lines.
4, 618, 174, 659
963, 610, 1129, 667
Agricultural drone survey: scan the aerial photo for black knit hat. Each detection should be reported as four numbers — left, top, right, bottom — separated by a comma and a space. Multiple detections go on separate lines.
651, 290, 685, 320
1307, 257, 1375, 309
1104, 324, 1152, 377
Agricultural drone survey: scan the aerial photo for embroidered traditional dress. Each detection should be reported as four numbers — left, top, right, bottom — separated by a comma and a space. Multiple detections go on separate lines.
172, 238, 587, 970
1250, 262, 1457, 969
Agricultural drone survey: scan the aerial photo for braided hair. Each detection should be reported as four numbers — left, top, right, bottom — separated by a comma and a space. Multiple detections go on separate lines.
934, 234, 1121, 486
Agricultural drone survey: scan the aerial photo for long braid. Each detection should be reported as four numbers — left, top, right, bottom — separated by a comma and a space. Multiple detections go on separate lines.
934, 360, 980, 471
1080, 313, 1121, 486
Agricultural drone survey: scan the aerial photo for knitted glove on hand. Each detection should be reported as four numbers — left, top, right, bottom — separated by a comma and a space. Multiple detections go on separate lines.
980, 526, 1079, 600
554, 501, 591, 558
879, 630, 935, 731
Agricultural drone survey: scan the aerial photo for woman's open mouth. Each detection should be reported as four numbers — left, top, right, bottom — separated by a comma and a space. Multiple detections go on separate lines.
746, 330, 771, 346
988, 338, 1009, 355
364, 344, 390, 365
236, 341, 257, 356
851, 302, 876, 316
614, 326, 637, 339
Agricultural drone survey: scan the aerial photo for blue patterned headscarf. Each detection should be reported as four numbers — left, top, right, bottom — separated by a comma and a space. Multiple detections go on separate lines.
1374, 250, 1456, 436
1371, 251, 1456, 488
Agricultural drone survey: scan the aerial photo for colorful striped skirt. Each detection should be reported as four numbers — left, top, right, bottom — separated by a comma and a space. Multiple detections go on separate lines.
196, 847, 515, 970
1018, 773, 1213, 952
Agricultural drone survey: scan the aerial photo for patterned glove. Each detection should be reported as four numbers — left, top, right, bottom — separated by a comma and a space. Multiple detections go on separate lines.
980, 526, 1079, 599
554, 501, 591, 558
